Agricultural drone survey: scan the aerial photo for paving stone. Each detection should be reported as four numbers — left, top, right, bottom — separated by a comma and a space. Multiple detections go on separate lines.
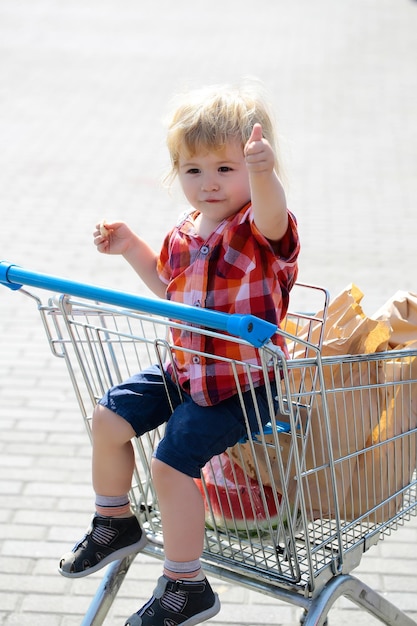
1, 0, 417, 624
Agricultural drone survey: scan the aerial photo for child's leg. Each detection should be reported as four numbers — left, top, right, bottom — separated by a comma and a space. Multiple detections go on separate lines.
59, 404, 146, 578
123, 394, 246, 626
92, 403, 136, 508
59, 365, 179, 579
152, 458, 205, 578
123, 455, 224, 626
124, 458, 220, 626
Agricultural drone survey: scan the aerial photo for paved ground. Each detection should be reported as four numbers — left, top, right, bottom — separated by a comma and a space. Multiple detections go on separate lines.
1, 0, 417, 624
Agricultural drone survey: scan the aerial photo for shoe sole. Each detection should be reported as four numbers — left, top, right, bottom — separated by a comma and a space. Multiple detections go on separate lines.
58, 532, 148, 579
180, 595, 221, 626
125, 594, 221, 626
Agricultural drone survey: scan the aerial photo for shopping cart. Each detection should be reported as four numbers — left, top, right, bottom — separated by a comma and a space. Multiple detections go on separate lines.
1, 261, 416, 626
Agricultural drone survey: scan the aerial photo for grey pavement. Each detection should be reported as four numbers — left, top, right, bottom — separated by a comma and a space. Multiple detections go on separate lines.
1, 0, 417, 624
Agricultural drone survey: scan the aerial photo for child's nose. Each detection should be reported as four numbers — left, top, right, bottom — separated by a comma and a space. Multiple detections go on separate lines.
201, 175, 220, 192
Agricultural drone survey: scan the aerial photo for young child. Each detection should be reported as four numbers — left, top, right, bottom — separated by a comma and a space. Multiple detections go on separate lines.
59, 83, 300, 626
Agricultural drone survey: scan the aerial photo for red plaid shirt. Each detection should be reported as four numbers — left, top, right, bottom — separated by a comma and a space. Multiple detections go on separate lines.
157, 203, 300, 406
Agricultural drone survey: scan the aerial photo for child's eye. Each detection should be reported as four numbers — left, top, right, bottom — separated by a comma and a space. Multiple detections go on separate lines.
218, 166, 233, 173
186, 168, 200, 175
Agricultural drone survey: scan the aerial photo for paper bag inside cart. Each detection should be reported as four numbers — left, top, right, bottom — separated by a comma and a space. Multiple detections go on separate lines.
231, 285, 417, 523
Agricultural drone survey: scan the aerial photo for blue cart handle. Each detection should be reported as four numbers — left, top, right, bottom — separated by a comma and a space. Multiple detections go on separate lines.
0, 261, 276, 347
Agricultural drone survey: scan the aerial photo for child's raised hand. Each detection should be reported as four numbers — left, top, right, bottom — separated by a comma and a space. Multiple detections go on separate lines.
93, 220, 133, 255
244, 123, 275, 174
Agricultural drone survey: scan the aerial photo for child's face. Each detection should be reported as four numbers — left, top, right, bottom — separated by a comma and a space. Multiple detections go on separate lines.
177, 140, 251, 225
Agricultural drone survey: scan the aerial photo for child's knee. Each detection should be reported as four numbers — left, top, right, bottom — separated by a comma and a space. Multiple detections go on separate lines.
92, 404, 111, 441
151, 457, 178, 483
92, 403, 110, 427
92, 404, 134, 444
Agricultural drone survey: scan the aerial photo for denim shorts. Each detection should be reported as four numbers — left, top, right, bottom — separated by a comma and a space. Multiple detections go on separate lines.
99, 364, 275, 478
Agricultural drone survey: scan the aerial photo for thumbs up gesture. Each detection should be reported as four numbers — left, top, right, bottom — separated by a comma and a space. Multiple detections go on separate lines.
244, 123, 275, 175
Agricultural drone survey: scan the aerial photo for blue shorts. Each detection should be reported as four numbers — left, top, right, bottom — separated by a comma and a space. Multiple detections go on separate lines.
99, 365, 276, 478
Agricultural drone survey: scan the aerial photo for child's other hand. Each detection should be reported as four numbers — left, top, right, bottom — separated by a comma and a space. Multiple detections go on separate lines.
244, 123, 275, 175
93, 220, 134, 255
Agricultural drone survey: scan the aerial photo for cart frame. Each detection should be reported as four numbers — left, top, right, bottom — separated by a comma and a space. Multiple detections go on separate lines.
1, 261, 416, 626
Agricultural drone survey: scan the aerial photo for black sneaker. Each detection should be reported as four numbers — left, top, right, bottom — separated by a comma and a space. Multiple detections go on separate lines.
125, 575, 220, 626
59, 514, 147, 578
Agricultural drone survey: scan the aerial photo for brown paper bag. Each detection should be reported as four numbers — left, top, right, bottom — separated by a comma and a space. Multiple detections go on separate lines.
344, 345, 417, 521
231, 286, 417, 523
232, 358, 381, 520
373, 290, 417, 348
288, 283, 390, 357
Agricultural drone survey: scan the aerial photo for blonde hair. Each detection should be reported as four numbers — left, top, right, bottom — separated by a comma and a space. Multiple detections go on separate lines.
165, 82, 281, 182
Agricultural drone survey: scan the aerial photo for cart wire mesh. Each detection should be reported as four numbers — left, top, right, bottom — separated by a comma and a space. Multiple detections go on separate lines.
28, 282, 416, 603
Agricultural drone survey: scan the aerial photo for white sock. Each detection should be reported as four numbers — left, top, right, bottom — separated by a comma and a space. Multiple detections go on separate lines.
163, 558, 205, 580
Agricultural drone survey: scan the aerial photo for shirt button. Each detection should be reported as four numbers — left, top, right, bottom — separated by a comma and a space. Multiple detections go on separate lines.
192, 356, 200, 364
200, 245, 209, 255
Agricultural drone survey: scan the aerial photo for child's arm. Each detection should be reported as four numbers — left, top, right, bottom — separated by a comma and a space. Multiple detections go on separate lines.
244, 123, 288, 242
94, 221, 167, 298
